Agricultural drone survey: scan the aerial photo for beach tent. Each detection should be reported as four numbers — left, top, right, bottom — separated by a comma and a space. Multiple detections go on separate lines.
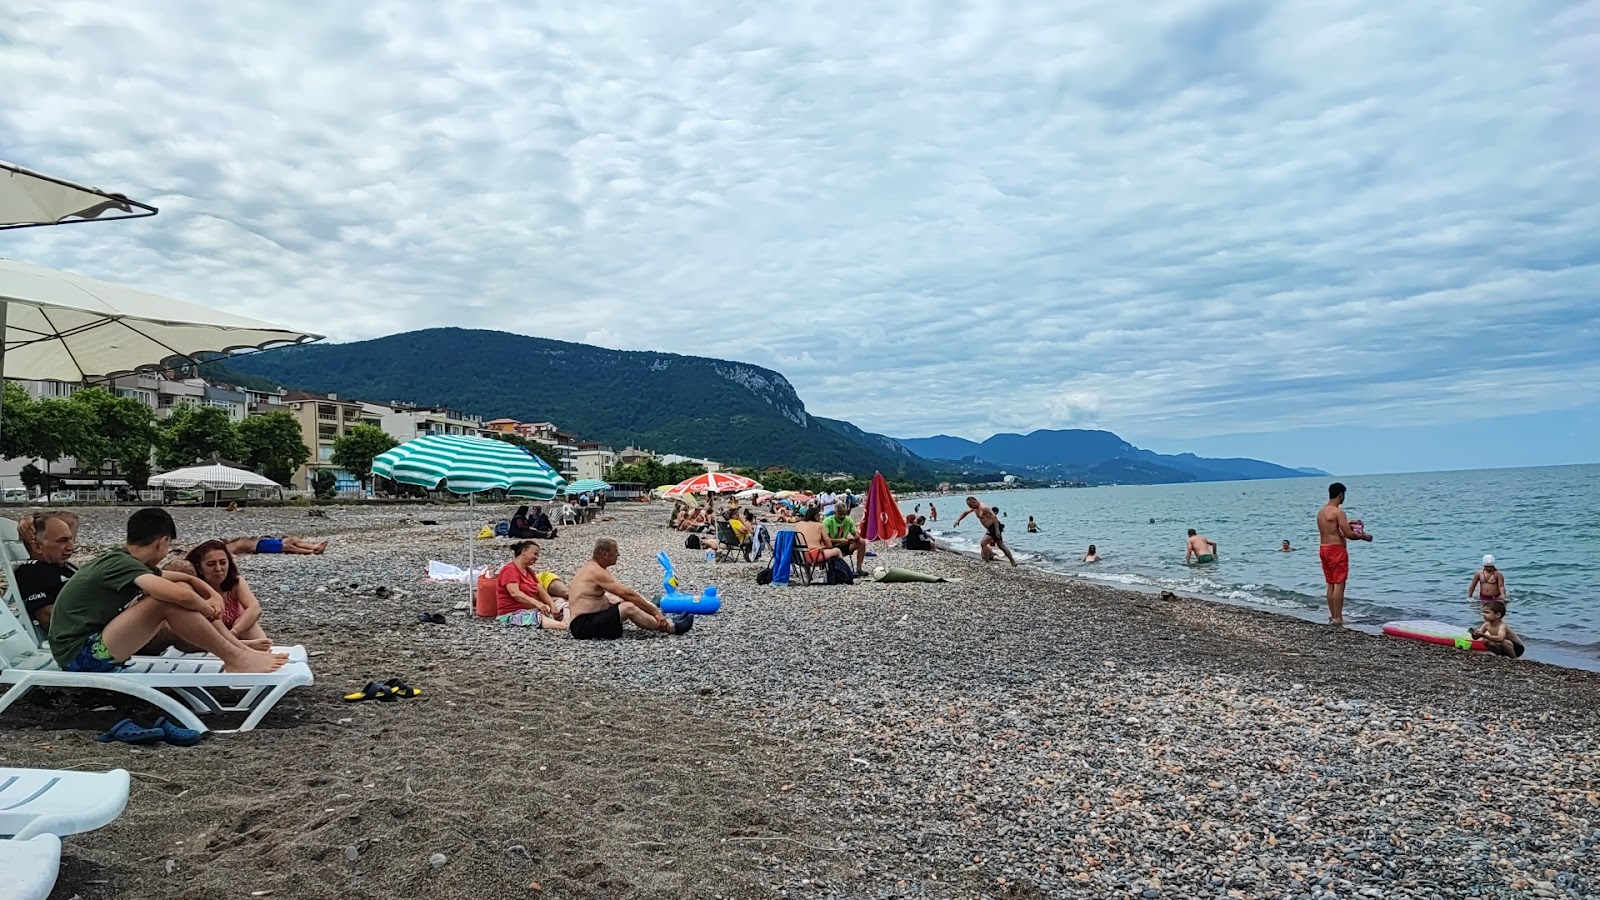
0, 259, 321, 447
1, 161, 158, 231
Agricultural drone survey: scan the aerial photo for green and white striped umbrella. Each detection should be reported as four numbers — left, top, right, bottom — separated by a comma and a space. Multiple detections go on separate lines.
564, 478, 610, 494
372, 435, 565, 498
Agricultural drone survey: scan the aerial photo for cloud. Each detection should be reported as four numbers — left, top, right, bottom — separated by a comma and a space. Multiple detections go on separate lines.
2, 0, 1597, 455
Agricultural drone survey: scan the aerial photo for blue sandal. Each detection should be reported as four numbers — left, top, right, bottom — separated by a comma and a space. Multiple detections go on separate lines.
153, 717, 204, 747
96, 717, 165, 745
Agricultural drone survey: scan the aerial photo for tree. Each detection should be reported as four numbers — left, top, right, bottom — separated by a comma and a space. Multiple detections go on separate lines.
330, 424, 396, 488
490, 433, 562, 472
68, 387, 158, 483
238, 412, 311, 485
0, 381, 39, 462
312, 469, 338, 499
18, 463, 43, 493
156, 404, 244, 470
28, 398, 94, 474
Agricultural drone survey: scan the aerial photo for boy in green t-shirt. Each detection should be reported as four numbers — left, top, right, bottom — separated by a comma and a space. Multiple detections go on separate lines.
822, 505, 867, 575
48, 508, 288, 674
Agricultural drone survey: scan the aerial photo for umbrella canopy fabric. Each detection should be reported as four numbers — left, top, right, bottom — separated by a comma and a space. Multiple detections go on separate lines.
662, 472, 758, 497
149, 463, 281, 490
565, 478, 611, 494
733, 486, 768, 499
860, 472, 908, 542
1, 161, 158, 230
0, 258, 321, 382
372, 435, 565, 498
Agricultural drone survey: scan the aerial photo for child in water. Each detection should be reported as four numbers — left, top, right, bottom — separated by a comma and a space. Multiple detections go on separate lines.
1470, 599, 1524, 659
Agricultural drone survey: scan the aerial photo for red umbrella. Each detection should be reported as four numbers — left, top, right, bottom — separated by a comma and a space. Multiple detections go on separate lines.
662, 471, 759, 497
861, 471, 907, 542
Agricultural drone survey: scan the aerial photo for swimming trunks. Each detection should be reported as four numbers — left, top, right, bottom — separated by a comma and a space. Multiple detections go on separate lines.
1194, 554, 1216, 564
569, 605, 624, 640
64, 631, 125, 673
256, 537, 284, 554
804, 548, 828, 566
985, 522, 1004, 543
1319, 544, 1349, 585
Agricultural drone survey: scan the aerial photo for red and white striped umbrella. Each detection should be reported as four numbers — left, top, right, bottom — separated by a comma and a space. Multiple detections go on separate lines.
662, 472, 759, 497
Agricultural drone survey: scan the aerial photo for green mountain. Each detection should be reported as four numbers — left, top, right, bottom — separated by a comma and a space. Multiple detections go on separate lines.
227, 328, 928, 478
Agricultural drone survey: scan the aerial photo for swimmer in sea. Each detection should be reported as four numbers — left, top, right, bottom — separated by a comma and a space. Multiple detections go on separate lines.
1280, 539, 1295, 552
954, 497, 1017, 567
1026, 516, 1039, 533
1083, 544, 1098, 563
1468, 555, 1506, 603
1185, 529, 1218, 565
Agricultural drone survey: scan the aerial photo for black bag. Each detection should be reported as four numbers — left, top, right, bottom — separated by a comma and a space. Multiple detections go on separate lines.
825, 556, 854, 585
756, 566, 773, 585
685, 534, 701, 550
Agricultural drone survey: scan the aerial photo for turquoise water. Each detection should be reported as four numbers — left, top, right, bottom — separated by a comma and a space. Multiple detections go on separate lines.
903, 464, 1599, 667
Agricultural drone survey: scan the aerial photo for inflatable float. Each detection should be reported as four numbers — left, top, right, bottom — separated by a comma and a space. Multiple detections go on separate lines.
1381, 619, 1486, 652
656, 550, 722, 614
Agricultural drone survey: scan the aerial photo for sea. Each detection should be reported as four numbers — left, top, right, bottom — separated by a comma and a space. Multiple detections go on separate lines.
901, 464, 1599, 670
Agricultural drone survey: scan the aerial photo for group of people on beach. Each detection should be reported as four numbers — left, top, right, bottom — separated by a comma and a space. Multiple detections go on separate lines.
485, 537, 693, 639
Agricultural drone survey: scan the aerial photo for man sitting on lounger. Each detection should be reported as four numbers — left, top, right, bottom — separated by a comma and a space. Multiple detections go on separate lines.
225, 535, 328, 556
49, 508, 287, 674
566, 538, 690, 640
14, 510, 80, 629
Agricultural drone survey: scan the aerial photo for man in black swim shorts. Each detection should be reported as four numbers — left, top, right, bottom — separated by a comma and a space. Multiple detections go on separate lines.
566, 538, 690, 640
953, 497, 1017, 567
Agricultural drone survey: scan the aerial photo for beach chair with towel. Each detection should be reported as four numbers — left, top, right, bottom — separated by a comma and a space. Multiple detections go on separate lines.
0, 520, 314, 734
1, 766, 131, 900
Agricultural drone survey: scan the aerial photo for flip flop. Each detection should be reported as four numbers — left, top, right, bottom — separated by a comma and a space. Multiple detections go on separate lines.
416, 612, 446, 625
383, 678, 421, 699
95, 717, 165, 744
343, 682, 398, 703
152, 716, 204, 747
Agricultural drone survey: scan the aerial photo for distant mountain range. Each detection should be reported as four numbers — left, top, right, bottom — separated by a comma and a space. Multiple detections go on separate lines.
223, 327, 1320, 485
897, 430, 1327, 484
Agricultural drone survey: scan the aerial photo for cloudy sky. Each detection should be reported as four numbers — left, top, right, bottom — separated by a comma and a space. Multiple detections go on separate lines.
4, 1, 1597, 474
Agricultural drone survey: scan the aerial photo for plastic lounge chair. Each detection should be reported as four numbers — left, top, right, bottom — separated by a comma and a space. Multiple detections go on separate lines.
0, 767, 130, 840
0, 833, 61, 900
0, 522, 313, 733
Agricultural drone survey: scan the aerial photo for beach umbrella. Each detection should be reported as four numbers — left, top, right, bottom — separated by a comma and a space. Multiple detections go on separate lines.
373, 435, 567, 614
565, 478, 611, 494
0, 258, 321, 447
860, 471, 908, 542
1, 160, 158, 230
733, 487, 768, 499
149, 463, 282, 491
663, 472, 758, 497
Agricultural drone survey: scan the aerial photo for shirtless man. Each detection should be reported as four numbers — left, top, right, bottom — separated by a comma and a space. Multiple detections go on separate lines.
226, 535, 328, 556
1316, 481, 1373, 626
954, 497, 1017, 566
1468, 555, 1506, 603
1185, 529, 1218, 564
791, 508, 843, 568
565, 538, 690, 640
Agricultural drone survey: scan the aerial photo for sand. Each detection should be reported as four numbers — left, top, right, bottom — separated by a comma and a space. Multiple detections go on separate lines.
2, 502, 1597, 899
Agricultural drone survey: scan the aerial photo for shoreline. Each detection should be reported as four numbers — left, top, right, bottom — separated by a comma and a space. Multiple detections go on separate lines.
4, 503, 1598, 899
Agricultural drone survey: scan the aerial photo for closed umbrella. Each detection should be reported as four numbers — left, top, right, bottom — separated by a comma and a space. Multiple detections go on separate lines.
860, 472, 908, 543
372, 435, 566, 614
1, 160, 158, 230
662, 472, 758, 497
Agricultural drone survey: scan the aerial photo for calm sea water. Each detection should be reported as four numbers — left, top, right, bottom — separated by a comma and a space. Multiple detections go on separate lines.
903, 464, 1599, 668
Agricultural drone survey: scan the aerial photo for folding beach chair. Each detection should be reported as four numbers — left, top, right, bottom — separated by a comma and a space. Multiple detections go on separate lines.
788, 533, 817, 586
0, 520, 314, 733
1, 766, 132, 900
714, 521, 750, 563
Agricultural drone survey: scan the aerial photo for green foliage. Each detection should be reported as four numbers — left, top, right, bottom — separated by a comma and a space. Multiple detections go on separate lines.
311, 468, 338, 499
230, 328, 931, 480
330, 424, 397, 487
0, 381, 37, 461
69, 387, 159, 482
156, 404, 244, 470
607, 459, 715, 489
18, 463, 43, 491
238, 411, 311, 485
489, 433, 562, 472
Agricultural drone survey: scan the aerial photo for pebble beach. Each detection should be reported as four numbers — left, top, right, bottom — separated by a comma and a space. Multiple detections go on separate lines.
3, 503, 1598, 900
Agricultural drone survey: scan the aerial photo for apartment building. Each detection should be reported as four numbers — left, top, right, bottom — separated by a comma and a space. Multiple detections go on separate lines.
573, 444, 618, 481
378, 403, 489, 442
280, 392, 378, 490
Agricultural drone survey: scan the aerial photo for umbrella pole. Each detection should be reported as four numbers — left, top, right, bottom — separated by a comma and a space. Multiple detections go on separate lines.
467, 492, 476, 617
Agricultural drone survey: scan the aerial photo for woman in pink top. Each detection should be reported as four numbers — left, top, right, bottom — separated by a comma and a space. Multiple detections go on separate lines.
187, 539, 271, 645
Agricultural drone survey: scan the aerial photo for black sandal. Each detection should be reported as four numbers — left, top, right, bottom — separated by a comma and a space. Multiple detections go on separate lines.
384, 678, 422, 699
343, 681, 398, 702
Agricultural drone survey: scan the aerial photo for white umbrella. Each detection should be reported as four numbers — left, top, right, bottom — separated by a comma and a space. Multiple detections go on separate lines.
1, 161, 158, 231
149, 463, 282, 490
0, 258, 322, 445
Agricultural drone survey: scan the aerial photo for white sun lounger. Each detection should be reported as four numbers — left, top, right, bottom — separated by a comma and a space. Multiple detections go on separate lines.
1, 767, 132, 900
0, 520, 314, 733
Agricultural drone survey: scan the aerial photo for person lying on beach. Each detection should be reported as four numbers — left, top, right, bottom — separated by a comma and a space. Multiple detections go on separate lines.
1469, 555, 1506, 602
1083, 544, 1099, 563
49, 508, 287, 674
495, 541, 569, 630
954, 497, 1017, 567
1470, 599, 1524, 658
225, 535, 328, 556
823, 504, 867, 575
1185, 529, 1218, 564
14, 510, 80, 629
566, 538, 690, 640
792, 507, 844, 568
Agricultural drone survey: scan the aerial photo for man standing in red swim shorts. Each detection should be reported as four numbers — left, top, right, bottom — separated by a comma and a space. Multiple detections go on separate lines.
1316, 482, 1373, 626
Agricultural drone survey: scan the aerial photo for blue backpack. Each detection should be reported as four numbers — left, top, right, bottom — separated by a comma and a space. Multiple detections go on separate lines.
494, 520, 511, 537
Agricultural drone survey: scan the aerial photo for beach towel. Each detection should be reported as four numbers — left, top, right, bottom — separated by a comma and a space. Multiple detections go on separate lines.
771, 530, 796, 585
753, 524, 774, 561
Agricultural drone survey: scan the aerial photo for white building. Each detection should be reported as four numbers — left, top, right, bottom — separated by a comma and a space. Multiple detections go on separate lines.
659, 454, 721, 473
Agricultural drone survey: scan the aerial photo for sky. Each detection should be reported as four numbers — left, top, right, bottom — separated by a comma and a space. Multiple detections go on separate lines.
3, 1, 1597, 476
